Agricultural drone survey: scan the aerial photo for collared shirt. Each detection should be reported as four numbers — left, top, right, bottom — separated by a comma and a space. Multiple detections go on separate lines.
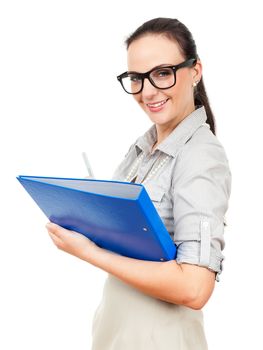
111, 106, 231, 278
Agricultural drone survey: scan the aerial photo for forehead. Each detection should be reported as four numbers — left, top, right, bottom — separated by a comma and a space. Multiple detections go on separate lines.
127, 34, 184, 72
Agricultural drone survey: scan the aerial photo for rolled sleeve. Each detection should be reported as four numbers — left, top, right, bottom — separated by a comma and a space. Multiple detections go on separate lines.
172, 136, 231, 278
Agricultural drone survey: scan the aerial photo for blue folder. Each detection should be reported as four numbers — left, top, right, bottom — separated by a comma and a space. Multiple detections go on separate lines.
17, 175, 177, 261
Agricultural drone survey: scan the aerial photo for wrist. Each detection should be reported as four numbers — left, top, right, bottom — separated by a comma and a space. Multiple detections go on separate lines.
83, 242, 104, 265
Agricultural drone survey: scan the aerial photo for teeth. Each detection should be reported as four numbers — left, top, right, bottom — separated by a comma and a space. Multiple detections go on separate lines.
147, 100, 167, 108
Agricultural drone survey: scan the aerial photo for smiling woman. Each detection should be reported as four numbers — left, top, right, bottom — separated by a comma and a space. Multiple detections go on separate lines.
46, 17, 231, 350
125, 34, 203, 144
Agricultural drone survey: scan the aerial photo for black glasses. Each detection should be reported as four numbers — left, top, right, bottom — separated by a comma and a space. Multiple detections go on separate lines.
117, 58, 197, 95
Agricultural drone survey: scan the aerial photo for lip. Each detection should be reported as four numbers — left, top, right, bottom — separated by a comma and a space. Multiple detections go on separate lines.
146, 98, 169, 112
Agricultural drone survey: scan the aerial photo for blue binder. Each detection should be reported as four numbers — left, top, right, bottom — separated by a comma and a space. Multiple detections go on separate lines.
17, 175, 176, 261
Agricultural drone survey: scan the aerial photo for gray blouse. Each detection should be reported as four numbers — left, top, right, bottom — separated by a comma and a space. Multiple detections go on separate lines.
112, 106, 231, 279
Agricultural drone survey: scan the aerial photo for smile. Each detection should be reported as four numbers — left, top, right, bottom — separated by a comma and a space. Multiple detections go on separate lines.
146, 99, 169, 108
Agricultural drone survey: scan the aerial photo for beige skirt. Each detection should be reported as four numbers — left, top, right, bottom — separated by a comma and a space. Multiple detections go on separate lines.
91, 275, 208, 350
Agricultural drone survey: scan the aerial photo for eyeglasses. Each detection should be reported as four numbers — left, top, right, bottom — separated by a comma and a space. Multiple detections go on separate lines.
117, 58, 197, 95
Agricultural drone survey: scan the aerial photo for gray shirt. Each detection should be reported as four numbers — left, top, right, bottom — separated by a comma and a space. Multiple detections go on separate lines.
112, 106, 231, 279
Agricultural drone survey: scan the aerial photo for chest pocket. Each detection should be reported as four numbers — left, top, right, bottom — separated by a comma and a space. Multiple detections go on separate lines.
144, 184, 166, 210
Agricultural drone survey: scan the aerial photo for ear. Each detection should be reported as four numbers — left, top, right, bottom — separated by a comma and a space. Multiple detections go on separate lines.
192, 59, 202, 84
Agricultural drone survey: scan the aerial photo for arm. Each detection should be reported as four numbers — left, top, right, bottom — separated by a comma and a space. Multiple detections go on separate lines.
46, 222, 215, 309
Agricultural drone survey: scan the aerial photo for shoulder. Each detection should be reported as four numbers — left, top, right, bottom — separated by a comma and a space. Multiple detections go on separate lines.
178, 124, 230, 167
173, 124, 231, 187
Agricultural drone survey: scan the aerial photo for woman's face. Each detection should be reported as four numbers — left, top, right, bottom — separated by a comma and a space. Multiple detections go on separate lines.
127, 34, 202, 129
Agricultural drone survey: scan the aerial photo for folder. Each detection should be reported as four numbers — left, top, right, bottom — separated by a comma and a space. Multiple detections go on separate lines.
17, 175, 177, 261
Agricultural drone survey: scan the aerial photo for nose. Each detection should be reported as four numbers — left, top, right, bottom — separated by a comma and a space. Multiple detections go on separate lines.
141, 78, 158, 100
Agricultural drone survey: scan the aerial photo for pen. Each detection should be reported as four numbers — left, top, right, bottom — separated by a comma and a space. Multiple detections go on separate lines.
82, 152, 95, 178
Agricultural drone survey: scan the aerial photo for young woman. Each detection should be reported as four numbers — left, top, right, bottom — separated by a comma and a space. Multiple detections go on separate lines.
46, 18, 231, 350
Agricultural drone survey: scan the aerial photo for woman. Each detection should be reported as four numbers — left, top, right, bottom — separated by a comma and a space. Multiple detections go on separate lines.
46, 18, 231, 350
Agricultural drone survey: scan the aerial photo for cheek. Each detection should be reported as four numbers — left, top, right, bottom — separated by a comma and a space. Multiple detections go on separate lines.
165, 85, 180, 104
170, 76, 192, 103
133, 94, 142, 105
177, 71, 193, 94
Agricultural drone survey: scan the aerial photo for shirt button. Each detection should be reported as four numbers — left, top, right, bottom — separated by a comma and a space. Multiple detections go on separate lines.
203, 221, 209, 229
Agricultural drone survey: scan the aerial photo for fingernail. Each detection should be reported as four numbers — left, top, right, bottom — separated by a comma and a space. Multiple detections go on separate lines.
46, 222, 52, 229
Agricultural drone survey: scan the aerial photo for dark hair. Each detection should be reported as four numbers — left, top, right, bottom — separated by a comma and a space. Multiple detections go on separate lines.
125, 17, 216, 135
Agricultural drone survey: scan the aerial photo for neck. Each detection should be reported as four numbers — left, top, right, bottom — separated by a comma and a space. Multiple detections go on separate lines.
154, 105, 195, 148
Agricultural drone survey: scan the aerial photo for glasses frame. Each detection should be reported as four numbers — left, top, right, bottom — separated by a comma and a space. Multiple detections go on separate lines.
117, 58, 197, 95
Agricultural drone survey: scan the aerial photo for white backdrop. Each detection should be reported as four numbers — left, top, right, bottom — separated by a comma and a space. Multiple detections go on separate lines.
1, 0, 262, 349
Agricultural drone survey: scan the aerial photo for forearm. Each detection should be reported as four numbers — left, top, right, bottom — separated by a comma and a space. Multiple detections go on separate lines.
46, 223, 215, 309
87, 245, 213, 308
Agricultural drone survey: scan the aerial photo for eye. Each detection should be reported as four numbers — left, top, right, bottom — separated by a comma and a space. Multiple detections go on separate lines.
152, 68, 173, 79
128, 74, 141, 83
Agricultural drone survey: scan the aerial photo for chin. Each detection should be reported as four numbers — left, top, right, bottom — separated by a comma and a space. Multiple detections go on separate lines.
147, 113, 173, 125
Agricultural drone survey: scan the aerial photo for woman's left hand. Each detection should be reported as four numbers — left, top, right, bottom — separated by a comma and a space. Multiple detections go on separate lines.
46, 222, 99, 262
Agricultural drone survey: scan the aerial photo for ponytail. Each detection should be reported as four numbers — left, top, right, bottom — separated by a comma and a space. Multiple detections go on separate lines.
194, 78, 216, 135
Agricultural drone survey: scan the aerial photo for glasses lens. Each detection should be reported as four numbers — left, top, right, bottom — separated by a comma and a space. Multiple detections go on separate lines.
121, 74, 142, 94
150, 67, 175, 89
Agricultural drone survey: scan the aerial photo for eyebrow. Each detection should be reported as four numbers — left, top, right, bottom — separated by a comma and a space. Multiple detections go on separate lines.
127, 63, 174, 74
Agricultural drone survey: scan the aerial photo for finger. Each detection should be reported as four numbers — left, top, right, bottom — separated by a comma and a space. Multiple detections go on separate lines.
46, 222, 72, 239
48, 231, 64, 249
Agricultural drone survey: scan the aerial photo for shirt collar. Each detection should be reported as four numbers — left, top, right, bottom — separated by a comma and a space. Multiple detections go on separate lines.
135, 106, 208, 157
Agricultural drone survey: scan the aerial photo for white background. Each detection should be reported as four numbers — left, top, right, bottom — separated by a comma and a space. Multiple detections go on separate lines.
1, 0, 262, 349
